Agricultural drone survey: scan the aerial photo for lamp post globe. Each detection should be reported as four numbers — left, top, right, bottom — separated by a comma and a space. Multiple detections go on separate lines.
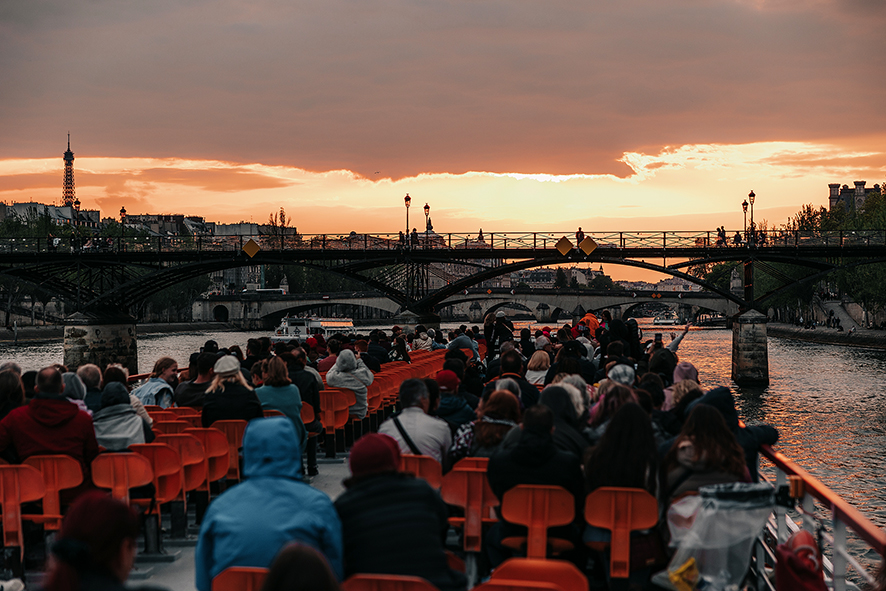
120, 206, 126, 238
742, 199, 748, 240
748, 190, 756, 245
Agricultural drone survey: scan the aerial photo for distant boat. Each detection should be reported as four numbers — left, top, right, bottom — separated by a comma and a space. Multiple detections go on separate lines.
272, 315, 354, 341
652, 312, 680, 325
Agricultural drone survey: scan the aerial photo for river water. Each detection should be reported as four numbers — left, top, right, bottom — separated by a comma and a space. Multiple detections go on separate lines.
2, 322, 885, 561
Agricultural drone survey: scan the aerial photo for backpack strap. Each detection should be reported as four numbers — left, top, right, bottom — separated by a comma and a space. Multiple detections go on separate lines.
392, 415, 422, 455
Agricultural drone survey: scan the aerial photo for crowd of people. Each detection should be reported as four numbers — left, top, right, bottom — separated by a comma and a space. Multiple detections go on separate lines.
0, 310, 787, 590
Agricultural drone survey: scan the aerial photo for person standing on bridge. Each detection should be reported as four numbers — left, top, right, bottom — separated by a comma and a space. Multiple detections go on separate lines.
575, 227, 585, 244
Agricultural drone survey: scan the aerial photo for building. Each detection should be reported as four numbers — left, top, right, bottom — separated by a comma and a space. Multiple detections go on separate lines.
3, 202, 101, 229
829, 181, 882, 212
126, 213, 213, 236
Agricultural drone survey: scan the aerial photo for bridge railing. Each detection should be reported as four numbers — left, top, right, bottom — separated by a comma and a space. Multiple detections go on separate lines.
4, 230, 886, 254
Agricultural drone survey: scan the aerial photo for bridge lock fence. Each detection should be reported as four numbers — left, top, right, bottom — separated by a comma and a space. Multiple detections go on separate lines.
752, 444, 886, 591
5, 230, 886, 254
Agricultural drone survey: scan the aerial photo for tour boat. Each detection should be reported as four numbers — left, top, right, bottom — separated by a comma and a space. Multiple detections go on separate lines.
272, 315, 355, 340
652, 312, 680, 325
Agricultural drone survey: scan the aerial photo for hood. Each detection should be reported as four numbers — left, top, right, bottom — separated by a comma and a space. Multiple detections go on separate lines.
101, 382, 132, 409
437, 394, 469, 416
242, 416, 303, 480
334, 349, 358, 372
514, 429, 557, 466
62, 373, 86, 400
690, 386, 739, 431
29, 397, 81, 427
93, 404, 138, 421
539, 386, 579, 425
675, 439, 711, 471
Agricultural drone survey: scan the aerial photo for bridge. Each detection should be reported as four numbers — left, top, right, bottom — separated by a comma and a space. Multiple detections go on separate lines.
3, 229, 886, 374
196, 288, 733, 329
3, 229, 886, 320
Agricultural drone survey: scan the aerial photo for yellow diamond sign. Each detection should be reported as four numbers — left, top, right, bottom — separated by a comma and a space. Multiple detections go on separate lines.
579, 237, 598, 255
555, 236, 573, 256
242, 238, 260, 258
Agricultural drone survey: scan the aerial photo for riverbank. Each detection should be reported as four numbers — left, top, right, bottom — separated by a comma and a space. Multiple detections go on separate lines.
769, 322, 886, 350
0, 321, 240, 344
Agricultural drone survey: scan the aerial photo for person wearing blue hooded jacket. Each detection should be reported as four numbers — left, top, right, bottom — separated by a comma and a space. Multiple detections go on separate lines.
195, 417, 343, 591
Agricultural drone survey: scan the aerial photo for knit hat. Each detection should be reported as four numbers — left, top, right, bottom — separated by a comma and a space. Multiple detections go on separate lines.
495, 310, 506, 318
673, 361, 699, 384
535, 336, 551, 348
305, 337, 318, 349
348, 433, 401, 480
214, 355, 241, 378
608, 363, 636, 386
436, 369, 460, 392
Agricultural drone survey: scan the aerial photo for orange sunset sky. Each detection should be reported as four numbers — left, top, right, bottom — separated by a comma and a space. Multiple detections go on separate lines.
1, 0, 885, 282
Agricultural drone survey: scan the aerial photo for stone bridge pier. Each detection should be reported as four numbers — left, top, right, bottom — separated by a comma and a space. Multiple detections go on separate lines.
63, 312, 139, 375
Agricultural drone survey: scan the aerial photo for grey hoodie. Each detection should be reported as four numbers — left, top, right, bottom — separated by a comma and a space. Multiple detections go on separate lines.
326, 350, 374, 419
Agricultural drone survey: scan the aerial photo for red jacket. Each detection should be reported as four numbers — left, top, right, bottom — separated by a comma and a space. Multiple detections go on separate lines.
0, 397, 100, 476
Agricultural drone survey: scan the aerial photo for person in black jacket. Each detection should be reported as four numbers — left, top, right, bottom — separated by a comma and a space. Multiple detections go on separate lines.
334, 433, 467, 591
481, 350, 539, 409
201, 355, 263, 428
486, 405, 585, 568
659, 386, 778, 482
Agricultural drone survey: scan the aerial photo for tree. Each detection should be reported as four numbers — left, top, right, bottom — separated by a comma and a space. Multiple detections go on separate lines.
588, 274, 617, 291
554, 268, 568, 288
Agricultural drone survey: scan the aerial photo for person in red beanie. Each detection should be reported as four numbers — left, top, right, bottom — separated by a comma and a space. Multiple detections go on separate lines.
334, 434, 466, 591
44, 491, 145, 591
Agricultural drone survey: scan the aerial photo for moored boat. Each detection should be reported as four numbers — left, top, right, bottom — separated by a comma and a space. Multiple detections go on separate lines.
272, 315, 355, 341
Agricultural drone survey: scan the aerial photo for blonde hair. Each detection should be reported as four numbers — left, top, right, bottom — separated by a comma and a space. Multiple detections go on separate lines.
527, 350, 551, 372
206, 370, 253, 394
150, 357, 177, 379
672, 379, 702, 406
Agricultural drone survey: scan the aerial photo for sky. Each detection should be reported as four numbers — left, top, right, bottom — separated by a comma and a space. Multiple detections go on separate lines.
1, 0, 885, 281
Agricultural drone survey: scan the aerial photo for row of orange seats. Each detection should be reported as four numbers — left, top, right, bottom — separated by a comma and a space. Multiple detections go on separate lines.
316, 350, 451, 458
400, 453, 659, 583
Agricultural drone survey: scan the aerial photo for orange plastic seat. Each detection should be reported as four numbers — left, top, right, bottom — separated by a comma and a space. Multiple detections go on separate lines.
143, 405, 163, 413
0, 465, 46, 558
176, 414, 203, 429
342, 573, 440, 591
584, 487, 659, 578
441, 458, 498, 552
167, 407, 198, 417
263, 409, 285, 418
400, 454, 442, 490
184, 428, 231, 492
319, 389, 350, 458
212, 566, 269, 591
21, 455, 83, 531
154, 434, 207, 499
91, 452, 154, 505
490, 558, 587, 591
148, 410, 178, 422
129, 443, 183, 507
472, 580, 564, 590
211, 420, 248, 481
500, 485, 575, 559
153, 420, 191, 434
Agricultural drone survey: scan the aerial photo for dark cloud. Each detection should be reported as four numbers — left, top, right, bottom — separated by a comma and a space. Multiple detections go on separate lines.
1, 0, 884, 179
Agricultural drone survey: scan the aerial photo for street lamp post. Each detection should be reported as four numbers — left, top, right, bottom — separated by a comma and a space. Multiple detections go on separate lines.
742, 199, 748, 243
404, 194, 411, 248
120, 206, 126, 250
748, 190, 756, 245
73, 198, 80, 228
424, 203, 430, 247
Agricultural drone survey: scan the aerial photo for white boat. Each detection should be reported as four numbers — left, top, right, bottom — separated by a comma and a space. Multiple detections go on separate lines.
272, 316, 355, 340
652, 312, 680, 325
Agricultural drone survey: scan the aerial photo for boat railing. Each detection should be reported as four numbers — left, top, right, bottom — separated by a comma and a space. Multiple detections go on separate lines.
754, 443, 886, 590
